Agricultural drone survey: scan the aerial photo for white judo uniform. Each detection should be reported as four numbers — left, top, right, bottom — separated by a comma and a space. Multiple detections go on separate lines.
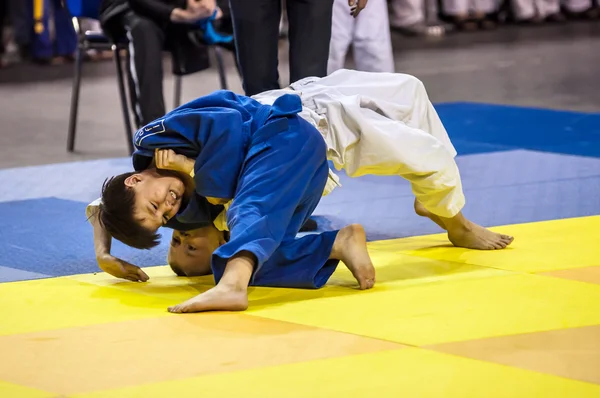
511, 0, 560, 19
252, 69, 465, 219
563, 0, 599, 12
442, 0, 499, 15
328, 0, 395, 74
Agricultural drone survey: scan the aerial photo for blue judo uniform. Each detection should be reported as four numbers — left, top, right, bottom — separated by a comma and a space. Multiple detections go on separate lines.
132, 90, 340, 289
32, 0, 77, 60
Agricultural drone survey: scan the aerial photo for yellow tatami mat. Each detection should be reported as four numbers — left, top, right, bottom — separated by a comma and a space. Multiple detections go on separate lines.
1, 216, 599, 397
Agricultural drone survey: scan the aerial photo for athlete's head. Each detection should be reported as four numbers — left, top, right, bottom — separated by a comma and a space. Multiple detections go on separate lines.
99, 169, 186, 249
168, 226, 227, 277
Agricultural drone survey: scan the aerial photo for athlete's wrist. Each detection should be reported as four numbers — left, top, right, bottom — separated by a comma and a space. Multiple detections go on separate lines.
183, 158, 195, 175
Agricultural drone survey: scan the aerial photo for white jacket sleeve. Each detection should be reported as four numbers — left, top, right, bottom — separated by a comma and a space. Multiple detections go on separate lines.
86, 198, 102, 223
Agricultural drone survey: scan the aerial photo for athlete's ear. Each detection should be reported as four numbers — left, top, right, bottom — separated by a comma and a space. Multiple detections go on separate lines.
124, 174, 144, 187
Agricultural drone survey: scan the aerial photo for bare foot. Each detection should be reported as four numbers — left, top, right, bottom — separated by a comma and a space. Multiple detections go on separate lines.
414, 199, 446, 230
330, 224, 376, 289
414, 200, 513, 250
443, 213, 514, 250
168, 284, 248, 313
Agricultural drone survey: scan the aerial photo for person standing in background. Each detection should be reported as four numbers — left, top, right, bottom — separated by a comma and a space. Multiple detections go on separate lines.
5, 0, 33, 62
0, 0, 7, 67
99, 0, 233, 128
31, 0, 77, 64
389, 0, 451, 37
441, 0, 499, 30
328, 0, 393, 74
229, 0, 344, 96
562, 0, 599, 18
510, 0, 565, 22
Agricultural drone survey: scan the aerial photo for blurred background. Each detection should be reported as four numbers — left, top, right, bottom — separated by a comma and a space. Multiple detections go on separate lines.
0, 0, 598, 168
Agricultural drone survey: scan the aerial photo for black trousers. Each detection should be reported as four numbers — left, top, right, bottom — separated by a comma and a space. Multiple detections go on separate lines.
115, 11, 211, 128
0, 0, 5, 54
7, 0, 33, 52
229, 0, 334, 96
120, 11, 168, 128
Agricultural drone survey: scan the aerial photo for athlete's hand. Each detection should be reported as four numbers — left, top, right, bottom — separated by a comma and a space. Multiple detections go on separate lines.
348, 0, 368, 17
170, 7, 208, 23
96, 254, 150, 282
155, 149, 195, 175
187, 0, 217, 18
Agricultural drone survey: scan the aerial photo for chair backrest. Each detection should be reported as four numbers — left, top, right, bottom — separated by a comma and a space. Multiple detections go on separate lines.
64, 0, 102, 20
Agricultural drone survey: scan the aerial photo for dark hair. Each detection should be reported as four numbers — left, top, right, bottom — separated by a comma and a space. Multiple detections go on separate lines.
99, 172, 161, 250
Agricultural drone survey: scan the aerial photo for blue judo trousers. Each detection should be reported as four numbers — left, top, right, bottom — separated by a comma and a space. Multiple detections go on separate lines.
32, 0, 77, 60
132, 90, 340, 289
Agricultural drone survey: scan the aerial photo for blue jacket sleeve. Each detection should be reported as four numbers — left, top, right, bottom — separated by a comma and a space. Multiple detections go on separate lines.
209, 112, 326, 283
133, 92, 253, 199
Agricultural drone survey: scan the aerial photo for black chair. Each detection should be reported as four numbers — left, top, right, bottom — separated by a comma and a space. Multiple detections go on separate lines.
65, 0, 229, 154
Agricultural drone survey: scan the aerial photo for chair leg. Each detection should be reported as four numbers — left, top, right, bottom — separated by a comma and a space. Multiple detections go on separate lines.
113, 45, 135, 154
173, 75, 182, 109
214, 46, 228, 90
67, 42, 84, 152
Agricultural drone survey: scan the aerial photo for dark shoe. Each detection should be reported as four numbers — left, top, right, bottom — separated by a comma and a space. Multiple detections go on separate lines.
546, 12, 566, 22
478, 18, 497, 30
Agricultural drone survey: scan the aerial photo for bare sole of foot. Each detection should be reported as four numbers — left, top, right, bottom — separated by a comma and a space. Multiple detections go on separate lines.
414, 199, 514, 250
414, 199, 446, 230
168, 285, 248, 313
331, 224, 376, 289
447, 219, 514, 250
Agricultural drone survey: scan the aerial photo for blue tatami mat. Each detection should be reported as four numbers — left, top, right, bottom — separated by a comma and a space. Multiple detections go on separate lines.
317, 170, 600, 241
0, 149, 597, 278
0, 103, 598, 280
436, 102, 600, 158
0, 198, 171, 277
0, 157, 131, 204
0, 266, 49, 283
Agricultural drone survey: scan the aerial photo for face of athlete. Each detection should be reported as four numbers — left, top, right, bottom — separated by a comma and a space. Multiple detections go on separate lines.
125, 170, 186, 232
168, 226, 227, 277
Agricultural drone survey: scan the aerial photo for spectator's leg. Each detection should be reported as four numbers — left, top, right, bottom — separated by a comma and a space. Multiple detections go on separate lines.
352, 0, 394, 73
474, 0, 499, 28
121, 11, 166, 127
52, 0, 77, 58
0, 0, 6, 60
390, 0, 425, 28
443, 0, 478, 30
287, 0, 334, 82
510, 0, 536, 20
31, 0, 54, 61
538, 0, 563, 20
563, 0, 598, 18
390, 0, 450, 37
8, 0, 33, 60
229, 0, 281, 96
327, 0, 354, 74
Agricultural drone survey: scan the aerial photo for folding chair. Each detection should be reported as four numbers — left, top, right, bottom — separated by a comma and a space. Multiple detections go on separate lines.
65, 0, 230, 154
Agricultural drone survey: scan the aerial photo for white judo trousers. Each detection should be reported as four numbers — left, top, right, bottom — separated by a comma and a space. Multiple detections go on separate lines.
442, 0, 499, 15
253, 69, 465, 219
328, 0, 395, 74
511, 0, 560, 19
563, 0, 598, 12
390, 0, 426, 27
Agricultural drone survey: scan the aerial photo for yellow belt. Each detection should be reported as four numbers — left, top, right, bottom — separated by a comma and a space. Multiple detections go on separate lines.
34, 0, 44, 34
